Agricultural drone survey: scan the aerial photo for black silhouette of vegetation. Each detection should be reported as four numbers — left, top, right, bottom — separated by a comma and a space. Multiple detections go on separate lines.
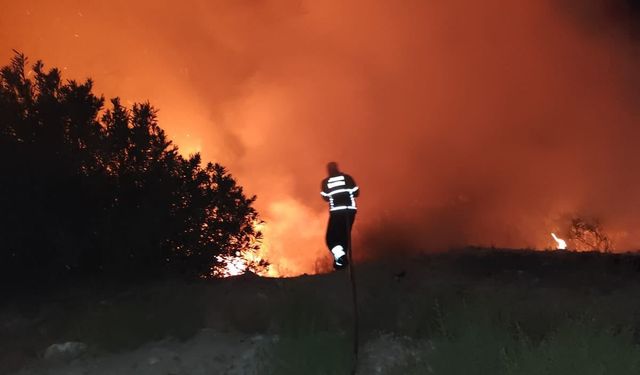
568, 217, 613, 252
0, 52, 261, 284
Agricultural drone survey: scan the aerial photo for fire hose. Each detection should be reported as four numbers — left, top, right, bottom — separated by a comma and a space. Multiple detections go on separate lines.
346, 215, 359, 375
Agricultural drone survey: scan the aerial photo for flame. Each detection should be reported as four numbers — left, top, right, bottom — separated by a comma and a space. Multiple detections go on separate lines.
214, 253, 248, 277
551, 232, 567, 250
212, 220, 278, 278
210, 197, 329, 278
255, 198, 329, 276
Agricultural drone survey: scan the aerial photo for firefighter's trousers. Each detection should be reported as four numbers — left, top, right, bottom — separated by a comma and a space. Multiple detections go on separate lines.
325, 209, 356, 255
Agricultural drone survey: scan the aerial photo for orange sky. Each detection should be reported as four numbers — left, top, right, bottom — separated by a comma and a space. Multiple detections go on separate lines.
2, 0, 639, 274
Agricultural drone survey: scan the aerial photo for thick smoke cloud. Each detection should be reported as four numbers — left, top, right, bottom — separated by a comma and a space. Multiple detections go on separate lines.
2, 0, 639, 274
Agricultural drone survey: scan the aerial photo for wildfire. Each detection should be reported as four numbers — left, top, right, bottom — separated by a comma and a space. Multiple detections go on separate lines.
211, 198, 328, 278
212, 220, 278, 278
214, 252, 249, 277
551, 232, 567, 250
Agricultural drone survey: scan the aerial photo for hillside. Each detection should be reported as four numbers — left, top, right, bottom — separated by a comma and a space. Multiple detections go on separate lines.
4, 248, 640, 374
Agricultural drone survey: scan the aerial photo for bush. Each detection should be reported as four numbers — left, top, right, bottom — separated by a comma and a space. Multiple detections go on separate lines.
0, 52, 261, 282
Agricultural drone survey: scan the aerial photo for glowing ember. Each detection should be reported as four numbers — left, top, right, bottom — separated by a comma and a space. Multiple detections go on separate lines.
551, 232, 567, 250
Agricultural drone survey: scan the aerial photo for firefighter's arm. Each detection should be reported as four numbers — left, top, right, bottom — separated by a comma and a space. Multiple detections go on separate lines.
348, 175, 360, 197
320, 180, 330, 202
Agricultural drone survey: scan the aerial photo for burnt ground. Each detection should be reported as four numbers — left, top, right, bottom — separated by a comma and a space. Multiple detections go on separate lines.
3, 248, 640, 374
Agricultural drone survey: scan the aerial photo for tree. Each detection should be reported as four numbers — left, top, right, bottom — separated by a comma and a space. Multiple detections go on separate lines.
0, 52, 262, 283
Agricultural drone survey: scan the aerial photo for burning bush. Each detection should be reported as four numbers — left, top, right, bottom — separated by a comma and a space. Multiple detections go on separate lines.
568, 217, 614, 252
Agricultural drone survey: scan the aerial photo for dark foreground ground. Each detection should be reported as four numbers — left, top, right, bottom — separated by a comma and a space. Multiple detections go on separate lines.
3, 248, 640, 374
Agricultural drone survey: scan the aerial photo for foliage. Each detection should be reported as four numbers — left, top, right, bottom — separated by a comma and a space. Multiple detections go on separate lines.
568, 217, 613, 252
0, 52, 261, 282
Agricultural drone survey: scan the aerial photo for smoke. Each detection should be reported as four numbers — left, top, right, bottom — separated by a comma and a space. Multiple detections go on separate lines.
2, 0, 639, 274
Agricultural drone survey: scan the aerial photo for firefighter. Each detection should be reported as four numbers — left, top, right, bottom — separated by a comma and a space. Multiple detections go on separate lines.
321, 162, 359, 269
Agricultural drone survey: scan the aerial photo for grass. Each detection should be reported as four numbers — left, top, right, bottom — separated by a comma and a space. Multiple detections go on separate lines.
260, 332, 353, 375
418, 306, 640, 375
0, 280, 207, 373
259, 287, 354, 374
23, 281, 205, 352
507, 321, 640, 375
256, 250, 640, 374
391, 309, 640, 375
64, 282, 206, 351
5, 249, 640, 374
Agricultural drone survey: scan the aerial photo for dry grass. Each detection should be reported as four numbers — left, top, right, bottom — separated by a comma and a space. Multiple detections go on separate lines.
4, 249, 640, 374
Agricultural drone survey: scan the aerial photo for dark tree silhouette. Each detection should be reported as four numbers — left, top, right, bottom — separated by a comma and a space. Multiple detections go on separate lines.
0, 52, 261, 283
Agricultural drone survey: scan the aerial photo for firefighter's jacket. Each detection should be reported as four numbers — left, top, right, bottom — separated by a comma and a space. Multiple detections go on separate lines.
320, 174, 359, 211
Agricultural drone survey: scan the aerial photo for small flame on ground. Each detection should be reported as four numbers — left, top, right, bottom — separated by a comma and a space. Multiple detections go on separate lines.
212, 220, 277, 278
551, 232, 567, 250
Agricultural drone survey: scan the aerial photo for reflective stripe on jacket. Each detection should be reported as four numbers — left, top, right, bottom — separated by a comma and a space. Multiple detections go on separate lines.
321, 174, 359, 211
